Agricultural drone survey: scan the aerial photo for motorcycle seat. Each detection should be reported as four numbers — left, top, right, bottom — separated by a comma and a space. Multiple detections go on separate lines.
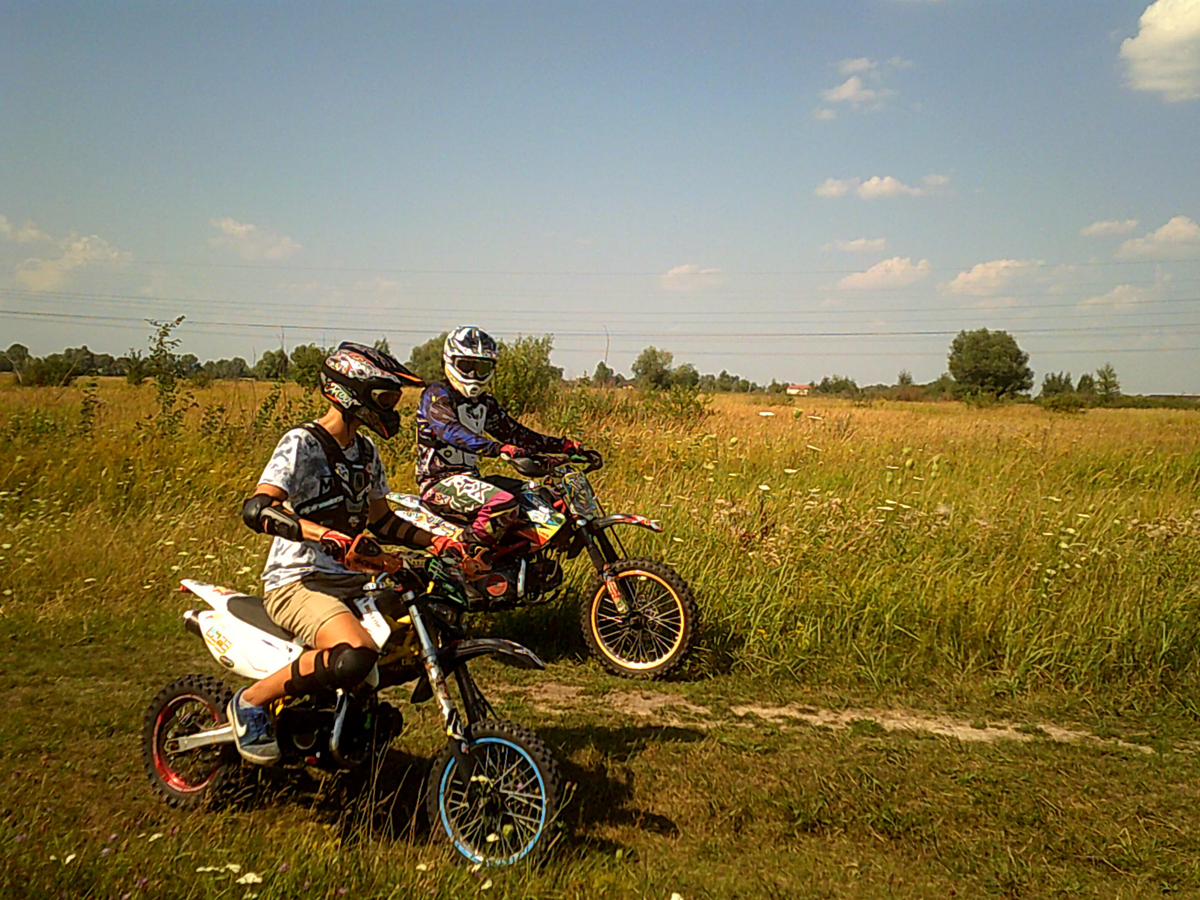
226, 594, 295, 643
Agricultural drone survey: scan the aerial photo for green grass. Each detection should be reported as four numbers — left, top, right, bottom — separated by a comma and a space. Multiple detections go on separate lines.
4, 379, 1200, 898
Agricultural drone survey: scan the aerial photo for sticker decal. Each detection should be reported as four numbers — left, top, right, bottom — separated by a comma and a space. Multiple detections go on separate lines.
204, 627, 232, 654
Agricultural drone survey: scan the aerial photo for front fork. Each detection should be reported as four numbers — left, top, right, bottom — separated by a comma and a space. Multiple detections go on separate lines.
581, 528, 631, 615
407, 600, 481, 783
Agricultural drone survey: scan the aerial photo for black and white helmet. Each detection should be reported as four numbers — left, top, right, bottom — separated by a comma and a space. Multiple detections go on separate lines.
443, 326, 499, 398
320, 341, 423, 439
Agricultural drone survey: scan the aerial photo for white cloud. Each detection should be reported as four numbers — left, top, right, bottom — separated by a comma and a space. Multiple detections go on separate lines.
817, 173, 950, 200
838, 58, 877, 75
812, 107, 837, 121
1081, 218, 1139, 236
1120, 0, 1200, 102
209, 217, 302, 261
660, 264, 726, 292
16, 233, 131, 292
0, 215, 53, 244
815, 177, 857, 198
1079, 283, 1148, 310
1116, 215, 1200, 257
837, 257, 931, 289
858, 175, 923, 199
822, 76, 895, 106
820, 57, 911, 113
944, 259, 1042, 296
822, 237, 888, 253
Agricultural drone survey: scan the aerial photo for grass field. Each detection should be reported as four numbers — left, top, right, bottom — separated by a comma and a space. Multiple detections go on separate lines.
3, 378, 1200, 898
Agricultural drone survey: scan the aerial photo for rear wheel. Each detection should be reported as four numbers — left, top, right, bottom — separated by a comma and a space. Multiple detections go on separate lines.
582, 557, 697, 679
427, 720, 560, 865
142, 675, 239, 809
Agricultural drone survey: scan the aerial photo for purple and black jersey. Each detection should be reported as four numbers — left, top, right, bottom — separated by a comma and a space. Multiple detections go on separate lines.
415, 381, 564, 488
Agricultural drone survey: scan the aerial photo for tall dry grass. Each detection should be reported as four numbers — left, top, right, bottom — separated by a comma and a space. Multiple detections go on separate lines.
2, 379, 1198, 693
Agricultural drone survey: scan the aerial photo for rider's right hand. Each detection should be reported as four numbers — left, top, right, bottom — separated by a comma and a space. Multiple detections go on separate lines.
430, 534, 471, 559
319, 529, 355, 562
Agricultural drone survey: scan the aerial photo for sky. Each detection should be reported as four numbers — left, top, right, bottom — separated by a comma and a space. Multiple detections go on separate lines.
2, 0, 1199, 393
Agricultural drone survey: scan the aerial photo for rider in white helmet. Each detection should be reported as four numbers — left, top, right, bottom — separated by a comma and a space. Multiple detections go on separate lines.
415, 326, 582, 544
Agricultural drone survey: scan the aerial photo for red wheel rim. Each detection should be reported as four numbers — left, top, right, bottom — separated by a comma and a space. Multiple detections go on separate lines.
152, 694, 223, 793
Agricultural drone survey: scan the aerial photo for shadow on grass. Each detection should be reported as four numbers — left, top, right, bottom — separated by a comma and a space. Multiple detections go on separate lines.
483, 589, 742, 682
536, 723, 705, 853
218, 722, 700, 858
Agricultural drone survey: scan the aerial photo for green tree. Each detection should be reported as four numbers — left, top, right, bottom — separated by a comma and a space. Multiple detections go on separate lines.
947, 328, 1033, 398
290, 344, 327, 391
19, 355, 80, 386
3, 343, 29, 379
897, 369, 914, 387
373, 336, 392, 356
1095, 363, 1120, 403
253, 348, 290, 381
1076, 372, 1096, 396
672, 362, 700, 389
591, 360, 615, 387
815, 374, 859, 396
1040, 371, 1074, 396
490, 335, 561, 415
406, 332, 449, 384
632, 346, 674, 390
123, 349, 147, 385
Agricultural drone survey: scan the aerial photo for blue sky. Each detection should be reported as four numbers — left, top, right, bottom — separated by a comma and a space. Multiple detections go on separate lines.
2, 0, 1199, 392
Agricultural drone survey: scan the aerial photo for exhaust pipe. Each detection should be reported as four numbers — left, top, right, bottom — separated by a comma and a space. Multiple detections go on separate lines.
182, 608, 203, 638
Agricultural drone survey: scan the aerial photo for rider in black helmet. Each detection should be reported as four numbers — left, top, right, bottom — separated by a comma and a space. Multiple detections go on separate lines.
231, 342, 469, 765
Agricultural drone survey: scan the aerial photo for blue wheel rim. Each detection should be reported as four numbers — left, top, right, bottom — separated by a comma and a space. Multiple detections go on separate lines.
437, 735, 548, 865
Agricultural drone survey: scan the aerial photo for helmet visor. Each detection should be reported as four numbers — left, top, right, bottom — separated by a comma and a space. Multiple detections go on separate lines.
453, 357, 495, 379
371, 389, 403, 409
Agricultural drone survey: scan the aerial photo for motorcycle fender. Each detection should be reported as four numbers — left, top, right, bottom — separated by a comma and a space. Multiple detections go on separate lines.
439, 638, 547, 673
593, 513, 663, 533
194, 609, 303, 680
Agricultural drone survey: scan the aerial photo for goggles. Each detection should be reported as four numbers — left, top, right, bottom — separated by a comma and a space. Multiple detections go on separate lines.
453, 357, 495, 379
371, 389, 403, 409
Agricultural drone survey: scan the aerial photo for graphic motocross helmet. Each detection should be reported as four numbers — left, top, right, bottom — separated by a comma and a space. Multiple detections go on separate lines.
443, 326, 499, 398
320, 341, 424, 439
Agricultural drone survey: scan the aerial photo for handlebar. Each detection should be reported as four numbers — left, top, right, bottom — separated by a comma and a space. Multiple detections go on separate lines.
502, 449, 604, 476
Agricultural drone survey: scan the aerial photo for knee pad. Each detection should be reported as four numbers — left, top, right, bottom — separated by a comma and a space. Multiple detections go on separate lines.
327, 644, 378, 689
284, 643, 379, 696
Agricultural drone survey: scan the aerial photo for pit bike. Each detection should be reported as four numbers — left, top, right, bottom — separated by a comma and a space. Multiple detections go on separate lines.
142, 535, 561, 866
390, 450, 698, 679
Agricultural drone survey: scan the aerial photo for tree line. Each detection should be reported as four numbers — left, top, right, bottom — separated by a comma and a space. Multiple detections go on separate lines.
2, 326, 1186, 410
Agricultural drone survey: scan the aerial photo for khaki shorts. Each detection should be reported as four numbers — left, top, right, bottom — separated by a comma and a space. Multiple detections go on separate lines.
263, 572, 372, 648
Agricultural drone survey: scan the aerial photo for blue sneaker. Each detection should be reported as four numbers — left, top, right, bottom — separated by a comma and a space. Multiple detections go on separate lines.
227, 688, 280, 765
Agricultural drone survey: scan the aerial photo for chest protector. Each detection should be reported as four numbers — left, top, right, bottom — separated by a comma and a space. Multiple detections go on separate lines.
289, 422, 376, 536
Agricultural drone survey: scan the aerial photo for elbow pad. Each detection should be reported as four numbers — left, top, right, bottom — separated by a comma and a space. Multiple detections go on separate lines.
369, 511, 417, 546
241, 493, 303, 543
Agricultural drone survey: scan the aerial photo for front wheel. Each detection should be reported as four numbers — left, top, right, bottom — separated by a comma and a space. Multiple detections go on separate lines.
582, 557, 698, 679
142, 675, 240, 809
427, 720, 560, 866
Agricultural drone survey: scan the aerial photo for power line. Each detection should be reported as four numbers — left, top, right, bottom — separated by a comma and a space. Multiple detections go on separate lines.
4, 307, 1200, 342
1, 253, 1198, 277
4, 286, 1199, 319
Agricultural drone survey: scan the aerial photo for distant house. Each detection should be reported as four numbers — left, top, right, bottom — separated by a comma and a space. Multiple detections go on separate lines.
787, 383, 811, 396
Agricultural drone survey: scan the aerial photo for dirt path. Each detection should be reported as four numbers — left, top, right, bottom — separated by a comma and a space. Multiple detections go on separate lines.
509, 682, 1159, 754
